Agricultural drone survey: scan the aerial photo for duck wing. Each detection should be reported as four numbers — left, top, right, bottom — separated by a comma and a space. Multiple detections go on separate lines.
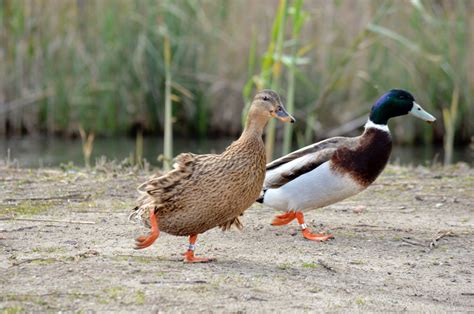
138, 153, 197, 199
264, 137, 357, 189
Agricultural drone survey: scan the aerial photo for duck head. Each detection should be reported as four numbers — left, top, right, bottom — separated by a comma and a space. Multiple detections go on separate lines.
369, 89, 436, 125
249, 90, 295, 124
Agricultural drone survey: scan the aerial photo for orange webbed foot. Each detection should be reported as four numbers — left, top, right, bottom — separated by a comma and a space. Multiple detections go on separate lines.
134, 209, 160, 250
271, 211, 296, 226
302, 229, 334, 242
295, 211, 334, 242
135, 236, 147, 242
134, 231, 159, 249
183, 251, 215, 263
183, 234, 215, 263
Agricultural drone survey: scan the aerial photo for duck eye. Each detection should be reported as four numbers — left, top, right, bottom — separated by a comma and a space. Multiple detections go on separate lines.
262, 96, 270, 101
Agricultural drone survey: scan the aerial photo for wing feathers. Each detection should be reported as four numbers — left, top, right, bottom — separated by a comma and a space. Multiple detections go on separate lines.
266, 137, 347, 171
264, 136, 357, 189
135, 153, 196, 214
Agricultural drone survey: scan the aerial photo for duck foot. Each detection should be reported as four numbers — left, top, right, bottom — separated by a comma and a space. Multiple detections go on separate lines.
271, 211, 296, 226
183, 251, 215, 263
183, 234, 215, 263
135, 209, 160, 249
295, 211, 334, 242
302, 229, 334, 242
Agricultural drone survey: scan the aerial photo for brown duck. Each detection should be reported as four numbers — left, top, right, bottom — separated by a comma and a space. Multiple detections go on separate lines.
129, 90, 295, 262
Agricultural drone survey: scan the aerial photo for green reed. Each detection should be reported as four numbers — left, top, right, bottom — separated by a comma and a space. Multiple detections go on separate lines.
163, 30, 173, 171
282, 0, 307, 155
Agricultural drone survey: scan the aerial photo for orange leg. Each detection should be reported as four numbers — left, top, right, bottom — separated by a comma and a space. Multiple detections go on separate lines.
295, 211, 334, 242
134, 209, 160, 249
183, 234, 215, 263
271, 211, 297, 226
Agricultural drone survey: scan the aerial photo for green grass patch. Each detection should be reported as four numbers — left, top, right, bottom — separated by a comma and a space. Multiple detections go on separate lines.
302, 262, 319, 269
2, 201, 50, 216
112, 255, 166, 264
355, 297, 366, 305
277, 263, 292, 270
135, 290, 145, 305
31, 247, 66, 254
1, 306, 25, 314
29, 258, 58, 265
103, 287, 124, 301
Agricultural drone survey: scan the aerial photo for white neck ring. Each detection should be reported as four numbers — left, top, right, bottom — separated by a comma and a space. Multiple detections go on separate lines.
365, 119, 390, 132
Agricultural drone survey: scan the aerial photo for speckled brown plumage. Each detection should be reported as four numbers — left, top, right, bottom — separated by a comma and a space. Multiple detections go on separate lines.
130, 90, 292, 238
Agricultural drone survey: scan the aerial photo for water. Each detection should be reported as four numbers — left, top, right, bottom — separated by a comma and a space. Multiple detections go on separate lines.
0, 136, 472, 168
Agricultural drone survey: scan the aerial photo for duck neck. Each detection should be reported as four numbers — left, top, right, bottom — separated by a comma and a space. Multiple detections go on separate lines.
240, 114, 268, 140
364, 119, 390, 133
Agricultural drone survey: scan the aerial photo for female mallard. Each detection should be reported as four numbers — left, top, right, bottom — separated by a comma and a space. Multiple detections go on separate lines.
257, 89, 436, 241
130, 90, 295, 262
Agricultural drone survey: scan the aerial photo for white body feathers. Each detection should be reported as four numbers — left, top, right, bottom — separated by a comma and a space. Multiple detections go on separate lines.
263, 161, 364, 212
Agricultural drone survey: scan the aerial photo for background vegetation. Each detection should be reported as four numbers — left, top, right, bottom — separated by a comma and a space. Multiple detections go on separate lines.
1, 0, 472, 162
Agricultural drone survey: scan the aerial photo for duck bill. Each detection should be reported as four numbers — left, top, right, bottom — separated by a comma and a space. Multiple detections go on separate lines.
273, 106, 295, 123
410, 102, 436, 124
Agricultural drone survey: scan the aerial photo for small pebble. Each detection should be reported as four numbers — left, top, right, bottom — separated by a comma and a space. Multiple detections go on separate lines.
352, 205, 366, 214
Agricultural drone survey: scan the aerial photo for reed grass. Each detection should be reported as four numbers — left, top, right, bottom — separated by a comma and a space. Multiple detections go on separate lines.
443, 87, 459, 165
162, 30, 173, 171
264, 0, 288, 161
79, 126, 95, 168
0, 0, 472, 165
135, 129, 144, 168
282, 0, 307, 155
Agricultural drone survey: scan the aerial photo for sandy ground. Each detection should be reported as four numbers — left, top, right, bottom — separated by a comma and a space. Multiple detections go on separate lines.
0, 163, 473, 312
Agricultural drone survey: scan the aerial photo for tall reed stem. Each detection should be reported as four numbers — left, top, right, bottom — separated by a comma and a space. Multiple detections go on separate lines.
443, 87, 459, 165
79, 126, 95, 168
282, 0, 305, 155
265, 0, 288, 161
163, 33, 173, 171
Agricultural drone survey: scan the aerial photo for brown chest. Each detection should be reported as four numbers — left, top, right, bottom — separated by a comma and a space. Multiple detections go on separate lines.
331, 129, 392, 187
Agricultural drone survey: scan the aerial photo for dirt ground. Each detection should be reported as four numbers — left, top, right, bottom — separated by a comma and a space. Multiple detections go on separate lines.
0, 163, 473, 312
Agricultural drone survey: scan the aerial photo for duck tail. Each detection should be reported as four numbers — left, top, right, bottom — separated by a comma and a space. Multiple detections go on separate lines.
128, 205, 152, 228
220, 216, 244, 231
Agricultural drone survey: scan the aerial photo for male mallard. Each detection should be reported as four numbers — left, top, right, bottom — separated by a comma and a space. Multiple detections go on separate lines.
257, 89, 436, 241
129, 90, 295, 262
